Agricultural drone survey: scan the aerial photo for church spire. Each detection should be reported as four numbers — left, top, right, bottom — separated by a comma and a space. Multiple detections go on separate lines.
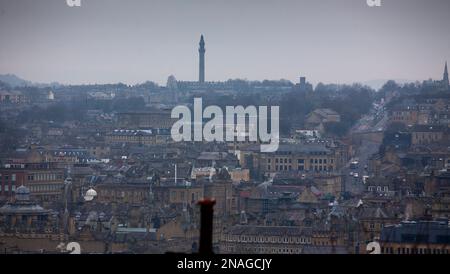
443, 61, 449, 86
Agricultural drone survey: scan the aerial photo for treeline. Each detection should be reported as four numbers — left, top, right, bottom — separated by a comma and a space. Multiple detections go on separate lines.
0, 119, 24, 152
16, 97, 147, 123
200, 83, 376, 136
282, 83, 375, 136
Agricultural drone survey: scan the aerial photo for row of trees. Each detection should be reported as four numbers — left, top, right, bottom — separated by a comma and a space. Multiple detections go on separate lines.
198, 83, 376, 136
16, 97, 147, 124
281, 83, 376, 136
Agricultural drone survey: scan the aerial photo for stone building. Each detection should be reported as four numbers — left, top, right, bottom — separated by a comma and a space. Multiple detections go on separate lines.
380, 220, 450, 254
0, 185, 65, 253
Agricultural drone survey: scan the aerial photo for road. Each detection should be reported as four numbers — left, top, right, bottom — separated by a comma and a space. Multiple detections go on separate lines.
342, 140, 380, 195
342, 101, 387, 195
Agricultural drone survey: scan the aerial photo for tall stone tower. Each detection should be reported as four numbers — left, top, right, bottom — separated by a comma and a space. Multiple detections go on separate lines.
443, 61, 449, 88
199, 35, 205, 83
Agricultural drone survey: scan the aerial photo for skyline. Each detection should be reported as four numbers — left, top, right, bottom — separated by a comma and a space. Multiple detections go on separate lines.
0, 0, 450, 86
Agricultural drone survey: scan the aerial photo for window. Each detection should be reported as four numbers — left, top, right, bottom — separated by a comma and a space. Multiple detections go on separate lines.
11, 174, 16, 181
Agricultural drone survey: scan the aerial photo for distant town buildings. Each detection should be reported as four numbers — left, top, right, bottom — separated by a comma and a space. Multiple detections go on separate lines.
380, 220, 450, 254
1, 35, 450, 254
0, 90, 30, 104
117, 111, 175, 129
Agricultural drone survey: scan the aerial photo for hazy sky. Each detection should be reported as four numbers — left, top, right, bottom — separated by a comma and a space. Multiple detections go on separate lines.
0, 0, 449, 86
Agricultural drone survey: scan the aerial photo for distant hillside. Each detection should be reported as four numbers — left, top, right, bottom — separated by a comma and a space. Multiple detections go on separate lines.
0, 74, 61, 88
0, 80, 11, 90
0, 74, 32, 87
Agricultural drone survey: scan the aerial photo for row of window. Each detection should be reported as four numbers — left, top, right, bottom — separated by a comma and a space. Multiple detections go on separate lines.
225, 235, 311, 244
28, 184, 62, 192
269, 165, 332, 172
273, 158, 292, 164
413, 133, 441, 139
28, 173, 62, 181
0, 185, 16, 192
382, 246, 450, 254
1, 173, 64, 183
222, 245, 302, 254
269, 158, 332, 164
273, 165, 292, 171
101, 190, 145, 198
170, 191, 201, 202
368, 186, 389, 192
0, 174, 16, 182
392, 116, 413, 122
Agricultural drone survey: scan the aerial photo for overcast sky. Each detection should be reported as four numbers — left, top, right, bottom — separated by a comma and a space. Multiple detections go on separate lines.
0, 0, 449, 86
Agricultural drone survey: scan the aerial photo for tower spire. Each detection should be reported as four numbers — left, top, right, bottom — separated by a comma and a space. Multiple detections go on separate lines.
443, 61, 449, 88
199, 35, 205, 83
445, 61, 448, 76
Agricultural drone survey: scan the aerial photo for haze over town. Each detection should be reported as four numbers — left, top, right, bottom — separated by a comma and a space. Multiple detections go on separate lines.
0, 0, 450, 86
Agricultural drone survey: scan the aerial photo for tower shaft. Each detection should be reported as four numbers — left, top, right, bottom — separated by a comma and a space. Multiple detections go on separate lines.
199, 35, 205, 83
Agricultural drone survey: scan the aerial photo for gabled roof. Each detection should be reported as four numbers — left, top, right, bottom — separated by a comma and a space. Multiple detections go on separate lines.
358, 206, 395, 219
